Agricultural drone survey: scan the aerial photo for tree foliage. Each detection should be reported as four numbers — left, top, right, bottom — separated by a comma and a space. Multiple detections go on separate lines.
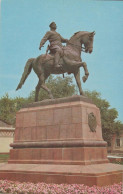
0, 93, 15, 125
0, 77, 122, 146
28, 75, 77, 101
0, 76, 77, 125
0, 93, 28, 126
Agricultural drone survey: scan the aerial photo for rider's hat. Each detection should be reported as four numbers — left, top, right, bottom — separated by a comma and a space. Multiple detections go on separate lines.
49, 22, 56, 28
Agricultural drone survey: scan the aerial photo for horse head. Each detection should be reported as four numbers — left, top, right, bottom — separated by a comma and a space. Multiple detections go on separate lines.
80, 31, 95, 54
68, 31, 95, 54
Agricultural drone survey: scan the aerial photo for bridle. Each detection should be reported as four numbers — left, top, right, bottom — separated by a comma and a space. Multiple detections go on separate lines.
68, 42, 93, 53
68, 33, 94, 53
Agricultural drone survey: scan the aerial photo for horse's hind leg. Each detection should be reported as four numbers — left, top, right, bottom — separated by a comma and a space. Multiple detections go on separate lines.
35, 73, 53, 102
35, 80, 41, 102
74, 69, 84, 96
41, 84, 53, 99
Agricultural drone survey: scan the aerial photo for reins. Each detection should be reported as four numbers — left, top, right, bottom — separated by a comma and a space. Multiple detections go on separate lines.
68, 42, 92, 53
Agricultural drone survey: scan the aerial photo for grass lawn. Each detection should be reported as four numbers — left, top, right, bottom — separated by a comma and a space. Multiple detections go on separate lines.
0, 154, 9, 163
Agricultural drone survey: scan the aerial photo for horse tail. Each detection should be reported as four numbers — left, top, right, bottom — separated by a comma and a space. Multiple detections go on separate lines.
16, 58, 34, 90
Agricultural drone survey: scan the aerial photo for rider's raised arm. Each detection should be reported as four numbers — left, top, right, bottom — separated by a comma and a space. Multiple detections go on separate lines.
39, 31, 50, 48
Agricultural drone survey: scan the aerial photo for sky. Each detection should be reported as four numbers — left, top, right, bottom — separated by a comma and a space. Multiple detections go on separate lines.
0, 0, 123, 122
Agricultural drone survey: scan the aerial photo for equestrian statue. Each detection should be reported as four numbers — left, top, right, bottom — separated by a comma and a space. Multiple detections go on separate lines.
16, 22, 95, 102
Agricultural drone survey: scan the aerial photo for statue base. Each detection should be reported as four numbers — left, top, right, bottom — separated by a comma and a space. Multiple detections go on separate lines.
0, 96, 122, 186
0, 163, 122, 186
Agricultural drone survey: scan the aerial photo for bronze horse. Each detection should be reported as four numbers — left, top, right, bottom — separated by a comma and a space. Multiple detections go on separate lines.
16, 31, 95, 101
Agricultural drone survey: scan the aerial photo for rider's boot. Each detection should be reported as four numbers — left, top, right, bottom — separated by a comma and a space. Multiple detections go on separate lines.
54, 52, 61, 68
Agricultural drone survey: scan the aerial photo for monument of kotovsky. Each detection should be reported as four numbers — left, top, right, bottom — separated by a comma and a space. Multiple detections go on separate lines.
0, 23, 122, 186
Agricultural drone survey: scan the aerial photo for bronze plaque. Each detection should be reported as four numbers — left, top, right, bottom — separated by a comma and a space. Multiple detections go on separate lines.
88, 112, 97, 132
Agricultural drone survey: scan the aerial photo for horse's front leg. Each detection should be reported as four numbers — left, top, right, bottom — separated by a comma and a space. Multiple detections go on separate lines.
74, 69, 84, 96
82, 62, 89, 83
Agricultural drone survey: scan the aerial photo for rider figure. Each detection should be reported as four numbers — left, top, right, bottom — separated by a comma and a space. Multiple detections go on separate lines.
39, 22, 68, 68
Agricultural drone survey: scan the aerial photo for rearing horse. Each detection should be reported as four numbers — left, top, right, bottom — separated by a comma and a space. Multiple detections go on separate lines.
16, 31, 95, 101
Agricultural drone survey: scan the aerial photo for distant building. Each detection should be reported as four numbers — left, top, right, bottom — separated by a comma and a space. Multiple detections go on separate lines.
0, 120, 15, 153
110, 129, 123, 154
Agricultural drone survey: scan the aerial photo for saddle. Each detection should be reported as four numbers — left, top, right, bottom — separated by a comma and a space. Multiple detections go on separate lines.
46, 44, 65, 57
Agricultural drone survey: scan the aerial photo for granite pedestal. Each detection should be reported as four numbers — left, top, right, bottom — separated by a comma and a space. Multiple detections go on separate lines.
0, 96, 122, 186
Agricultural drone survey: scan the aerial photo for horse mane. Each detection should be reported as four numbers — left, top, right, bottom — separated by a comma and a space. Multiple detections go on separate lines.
69, 31, 89, 41
73, 31, 81, 36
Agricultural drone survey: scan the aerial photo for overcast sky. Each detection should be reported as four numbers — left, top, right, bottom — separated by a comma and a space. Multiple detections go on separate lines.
0, 0, 123, 122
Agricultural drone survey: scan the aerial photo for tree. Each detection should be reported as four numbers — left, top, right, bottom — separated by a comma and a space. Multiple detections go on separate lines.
28, 75, 77, 101
0, 94, 28, 126
0, 75, 77, 125
0, 78, 122, 144
85, 90, 123, 145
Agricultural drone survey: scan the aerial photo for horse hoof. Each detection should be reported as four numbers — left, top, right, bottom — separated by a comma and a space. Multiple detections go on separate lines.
50, 95, 54, 99
80, 92, 85, 96
82, 76, 88, 83
55, 65, 61, 68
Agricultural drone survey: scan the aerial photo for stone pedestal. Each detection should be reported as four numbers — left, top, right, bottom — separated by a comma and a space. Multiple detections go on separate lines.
9, 95, 108, 165
0, 96, 122, 186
